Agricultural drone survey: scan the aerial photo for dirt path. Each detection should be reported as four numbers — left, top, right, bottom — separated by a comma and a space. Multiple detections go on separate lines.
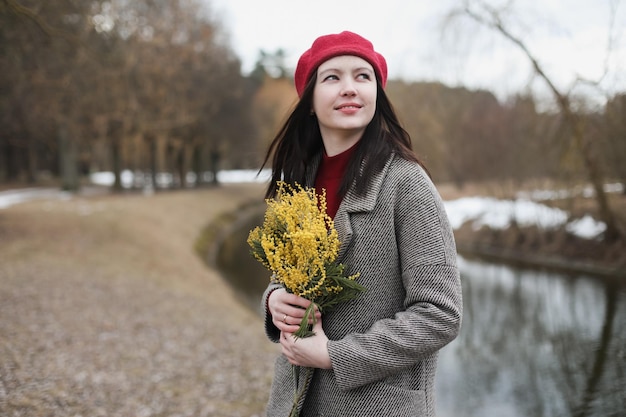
0, 184, 279, 417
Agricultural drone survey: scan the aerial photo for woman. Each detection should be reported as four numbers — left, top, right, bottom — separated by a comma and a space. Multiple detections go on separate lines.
260, 31, 462, 417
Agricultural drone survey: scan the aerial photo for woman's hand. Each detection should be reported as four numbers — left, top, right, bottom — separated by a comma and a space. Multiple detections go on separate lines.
267, 288, 321, 334
280, 318, 332, 369
268, 289, 329, 368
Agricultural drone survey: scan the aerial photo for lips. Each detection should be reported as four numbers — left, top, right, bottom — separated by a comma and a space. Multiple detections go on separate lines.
335, 103, 362, 110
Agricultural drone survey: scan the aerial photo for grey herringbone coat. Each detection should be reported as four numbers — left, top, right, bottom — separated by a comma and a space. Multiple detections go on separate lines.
262, 154, 462, 417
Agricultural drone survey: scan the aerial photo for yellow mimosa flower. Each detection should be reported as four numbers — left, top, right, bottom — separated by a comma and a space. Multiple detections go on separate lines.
248, 182, 365, 338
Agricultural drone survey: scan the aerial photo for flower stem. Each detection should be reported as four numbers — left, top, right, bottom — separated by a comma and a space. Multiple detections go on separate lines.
289, 365, 313, 417
294, 303, 317, 339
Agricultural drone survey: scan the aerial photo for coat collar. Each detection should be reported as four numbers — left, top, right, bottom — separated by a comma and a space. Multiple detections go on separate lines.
305, 152, 394, 260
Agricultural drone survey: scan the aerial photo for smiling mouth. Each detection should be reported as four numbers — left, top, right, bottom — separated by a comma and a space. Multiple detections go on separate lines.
336, 104, 362, 110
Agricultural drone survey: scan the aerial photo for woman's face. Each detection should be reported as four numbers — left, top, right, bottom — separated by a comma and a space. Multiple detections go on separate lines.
312, 55, 377, 145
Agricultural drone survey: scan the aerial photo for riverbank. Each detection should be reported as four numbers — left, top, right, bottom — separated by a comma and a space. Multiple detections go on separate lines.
453, 225, 626, 280
436, 182, 626, 280
0, 184, 278, 417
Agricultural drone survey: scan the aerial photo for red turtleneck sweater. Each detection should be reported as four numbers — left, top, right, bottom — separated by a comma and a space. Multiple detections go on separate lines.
315, 143, 358, 219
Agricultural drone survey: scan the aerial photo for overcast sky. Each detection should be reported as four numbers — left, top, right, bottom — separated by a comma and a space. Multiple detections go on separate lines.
206, 0, 625, 102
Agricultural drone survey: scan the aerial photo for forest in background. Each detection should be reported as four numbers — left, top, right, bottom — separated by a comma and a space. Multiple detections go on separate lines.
1, 0, 625, 251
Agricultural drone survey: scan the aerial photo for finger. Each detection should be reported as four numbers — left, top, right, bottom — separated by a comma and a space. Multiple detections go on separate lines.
273, 319, 301, 335
275, 312, 298, 326
283, 293, 314, 309
312, 317, 324, 332
281, 306, 310, 322
279, 331, 294, 350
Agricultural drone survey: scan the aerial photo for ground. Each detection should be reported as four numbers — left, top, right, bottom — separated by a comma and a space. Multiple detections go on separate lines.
0, 184, 279, 417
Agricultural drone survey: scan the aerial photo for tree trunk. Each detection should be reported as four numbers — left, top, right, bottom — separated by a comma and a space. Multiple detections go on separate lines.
2, 141, 20, 181
0, 139, 10, 182
111, 139, 122, 191
192, 143, 203, 188
58, 124, 79, 191
108, 119, 124, 192
144, 133, 158, 192
26, 137, 37, 184
569, 113, 620, 242
176, 147, 186, 188
210, 148, 220, 186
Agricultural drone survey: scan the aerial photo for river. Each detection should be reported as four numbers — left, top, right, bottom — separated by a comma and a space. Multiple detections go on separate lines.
216, 214, 626, 417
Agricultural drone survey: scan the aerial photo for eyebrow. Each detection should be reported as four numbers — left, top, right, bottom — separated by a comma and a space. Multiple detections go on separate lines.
318, 66, 374, 75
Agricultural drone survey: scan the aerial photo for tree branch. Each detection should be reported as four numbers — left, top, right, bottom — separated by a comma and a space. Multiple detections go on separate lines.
1, 0, 94, 55
462, 2, 569, 110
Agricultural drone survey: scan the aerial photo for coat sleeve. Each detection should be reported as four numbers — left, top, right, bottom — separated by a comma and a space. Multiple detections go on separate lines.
262, 283, 283, 343
327, 167, 463, 391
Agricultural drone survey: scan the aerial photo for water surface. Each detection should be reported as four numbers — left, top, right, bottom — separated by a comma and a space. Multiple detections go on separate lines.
436, 256, 626, 417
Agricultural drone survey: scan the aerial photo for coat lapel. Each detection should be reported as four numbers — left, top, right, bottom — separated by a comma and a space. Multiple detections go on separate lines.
304, 152, 394, 261
333, 155, 394, 260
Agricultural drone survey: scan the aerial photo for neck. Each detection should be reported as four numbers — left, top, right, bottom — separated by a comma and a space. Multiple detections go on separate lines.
320, 129, 364, 156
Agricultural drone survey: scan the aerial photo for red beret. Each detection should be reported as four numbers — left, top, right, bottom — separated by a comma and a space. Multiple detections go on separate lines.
294, 31, 388, 97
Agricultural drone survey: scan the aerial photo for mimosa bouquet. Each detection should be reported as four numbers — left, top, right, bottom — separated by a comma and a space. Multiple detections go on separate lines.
247, 181, 366, 339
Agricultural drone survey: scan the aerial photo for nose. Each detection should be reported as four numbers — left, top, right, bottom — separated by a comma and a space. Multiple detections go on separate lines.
340, 79, 357, 96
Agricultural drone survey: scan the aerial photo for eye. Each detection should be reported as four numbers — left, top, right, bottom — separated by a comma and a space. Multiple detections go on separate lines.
323, 74, 339, 81
357, 72, 371, 80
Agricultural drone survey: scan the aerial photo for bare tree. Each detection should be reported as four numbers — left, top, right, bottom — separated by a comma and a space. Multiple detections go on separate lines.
446, 0, 622, 241
0, 0, 104, 189
603, 94, 626, 194
1, 0, 253, 191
